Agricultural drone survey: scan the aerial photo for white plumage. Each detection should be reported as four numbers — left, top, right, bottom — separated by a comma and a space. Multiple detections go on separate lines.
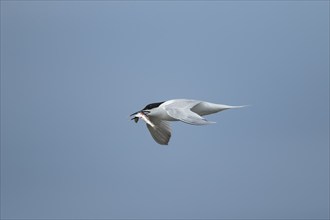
131, 99, 245, 145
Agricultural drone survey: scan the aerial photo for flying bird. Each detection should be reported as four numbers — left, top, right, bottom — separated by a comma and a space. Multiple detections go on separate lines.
130, 99, 245, 145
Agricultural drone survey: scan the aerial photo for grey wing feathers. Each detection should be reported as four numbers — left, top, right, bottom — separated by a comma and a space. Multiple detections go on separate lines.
146, 120, 172, 145
166, 108, 215, 125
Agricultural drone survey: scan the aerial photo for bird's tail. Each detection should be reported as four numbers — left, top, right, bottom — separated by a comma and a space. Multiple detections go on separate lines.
192, 102, 247, 116
219, 104, 248, 109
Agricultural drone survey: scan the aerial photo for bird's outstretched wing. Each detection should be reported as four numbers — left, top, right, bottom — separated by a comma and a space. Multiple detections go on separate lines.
166, 108, 215, 125
146, 119, 172, 145
163, 100, 214, 125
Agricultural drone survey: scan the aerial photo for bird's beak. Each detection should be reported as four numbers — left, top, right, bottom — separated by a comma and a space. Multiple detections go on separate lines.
130, 111, 139, 117
130, 111, 140, 123
130, 111, 155, 127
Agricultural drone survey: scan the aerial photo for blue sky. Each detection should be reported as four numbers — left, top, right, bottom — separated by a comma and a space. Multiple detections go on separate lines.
1, 1, 329, 219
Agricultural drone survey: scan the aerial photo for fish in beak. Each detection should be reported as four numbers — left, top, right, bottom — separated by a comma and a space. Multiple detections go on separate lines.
130, 111, 155, 127
130, 111, 140, 123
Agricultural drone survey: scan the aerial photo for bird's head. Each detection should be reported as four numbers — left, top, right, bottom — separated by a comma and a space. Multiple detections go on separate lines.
130, 101, 164, 123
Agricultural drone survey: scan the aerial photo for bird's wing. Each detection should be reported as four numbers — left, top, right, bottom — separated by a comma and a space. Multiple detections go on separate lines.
166, 108, 215, 125
146, 118, 172, 145
164, 100, 214, 125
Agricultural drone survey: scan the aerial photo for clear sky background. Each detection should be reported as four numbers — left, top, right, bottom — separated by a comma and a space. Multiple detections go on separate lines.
1, 1, 329, 219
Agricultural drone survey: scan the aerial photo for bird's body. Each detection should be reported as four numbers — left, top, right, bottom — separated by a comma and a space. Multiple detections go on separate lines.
130, 99, 245, 145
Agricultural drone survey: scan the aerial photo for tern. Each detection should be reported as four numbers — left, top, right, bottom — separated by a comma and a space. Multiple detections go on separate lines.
130, 99, 245, 145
